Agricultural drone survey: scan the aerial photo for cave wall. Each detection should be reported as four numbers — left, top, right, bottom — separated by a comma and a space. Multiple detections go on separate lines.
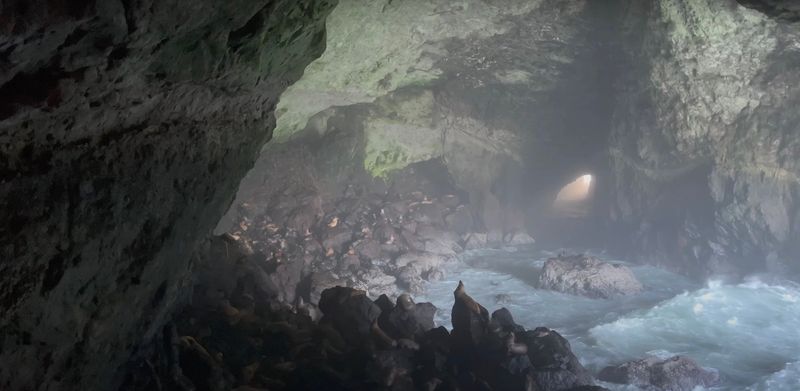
0, 1, 336, 389
610, 0, 800, 276
224, 0, 621, 240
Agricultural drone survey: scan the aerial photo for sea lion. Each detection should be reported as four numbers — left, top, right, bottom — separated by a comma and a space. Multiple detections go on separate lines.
451, 281, 490, 348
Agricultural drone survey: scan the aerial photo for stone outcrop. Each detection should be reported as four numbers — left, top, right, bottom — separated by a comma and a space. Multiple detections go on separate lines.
610, 0, 800, 277
537, 254, 643, 298
598, 355, 720, 391
0, 1, 336, 389
125, 245, 606, 391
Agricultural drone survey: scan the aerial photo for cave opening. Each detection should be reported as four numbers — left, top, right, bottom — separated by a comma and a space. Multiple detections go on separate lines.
2, 0, 800, 390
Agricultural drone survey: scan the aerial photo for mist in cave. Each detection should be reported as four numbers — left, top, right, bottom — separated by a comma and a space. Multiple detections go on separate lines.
2, 0, 800, 390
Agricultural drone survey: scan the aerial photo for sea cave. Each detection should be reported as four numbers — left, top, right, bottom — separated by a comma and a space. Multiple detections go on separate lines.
1, 1, 800, 390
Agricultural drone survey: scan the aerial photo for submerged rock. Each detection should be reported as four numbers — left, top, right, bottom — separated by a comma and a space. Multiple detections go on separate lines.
598, 355, 719, 391
537, 254, 643, 298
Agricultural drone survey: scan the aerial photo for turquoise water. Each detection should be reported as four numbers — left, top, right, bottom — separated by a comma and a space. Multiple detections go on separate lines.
417, 248, 800, 390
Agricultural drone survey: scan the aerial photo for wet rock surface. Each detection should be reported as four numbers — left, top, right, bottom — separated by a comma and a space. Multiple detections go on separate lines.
598, 355, 719, 391
0, 1, 336, 389
123, 240, 607, 391
537, 254, 643, 298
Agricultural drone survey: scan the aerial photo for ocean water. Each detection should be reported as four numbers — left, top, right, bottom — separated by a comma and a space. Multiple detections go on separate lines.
416, 247, 800, 390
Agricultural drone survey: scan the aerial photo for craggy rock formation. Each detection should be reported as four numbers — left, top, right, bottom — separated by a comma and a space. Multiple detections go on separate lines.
0, 1, 336, 389
610, 0, 800, 277
246, 0, 621, 240
537, 254, 643, 298
598, 355, 720, 391
125, 240, 605, 390
2, 0, 800, 389
218, 157, 470, 300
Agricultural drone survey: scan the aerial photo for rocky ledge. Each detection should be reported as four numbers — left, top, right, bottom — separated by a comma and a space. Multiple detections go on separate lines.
122, 237, 607, 391
537, 254, 643, 298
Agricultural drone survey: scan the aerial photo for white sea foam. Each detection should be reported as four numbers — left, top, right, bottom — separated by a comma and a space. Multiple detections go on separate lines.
419, 248, 800, 390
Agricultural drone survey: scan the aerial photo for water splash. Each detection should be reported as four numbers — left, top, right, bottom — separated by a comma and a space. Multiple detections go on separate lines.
419, 248, 800, 390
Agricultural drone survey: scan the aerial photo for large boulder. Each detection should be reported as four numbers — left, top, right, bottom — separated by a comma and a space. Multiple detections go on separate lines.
318, 286, 383, 346
598, 355, 719, 391
537, 255, 643, 298
522, 327, 594, 391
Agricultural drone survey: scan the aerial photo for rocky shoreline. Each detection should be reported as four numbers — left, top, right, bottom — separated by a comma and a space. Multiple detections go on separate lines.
121, 234, 601, 391
219, 160, 534, 311
121, 234, 719, 391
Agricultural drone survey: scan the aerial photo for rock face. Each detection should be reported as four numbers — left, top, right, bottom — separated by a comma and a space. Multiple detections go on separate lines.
598, 355, 720, 391
237, 0, 621, 240
610, 0, 800, 277
0, 1, 336, 390
538, 255, 643, 298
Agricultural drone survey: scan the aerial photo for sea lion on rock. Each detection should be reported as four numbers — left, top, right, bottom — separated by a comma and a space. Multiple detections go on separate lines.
451, 281, 490, 351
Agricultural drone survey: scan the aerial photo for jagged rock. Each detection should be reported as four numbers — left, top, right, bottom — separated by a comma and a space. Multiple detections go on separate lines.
353, 267, 397, 298
318, 286, 383, 346
537, 255, 643, 298
598, 355, 719, 391
491, 308, 526, 334
374, 294, 395, 313
522, 327, 594, 391
378, 294, 437, 340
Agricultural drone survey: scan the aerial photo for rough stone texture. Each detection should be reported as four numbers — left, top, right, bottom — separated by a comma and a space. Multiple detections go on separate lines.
0, 1, 336, 390
537, 255, 643, 298
598, 355, 720, 391
236, 0, 619, 238
610, 0, 800, 276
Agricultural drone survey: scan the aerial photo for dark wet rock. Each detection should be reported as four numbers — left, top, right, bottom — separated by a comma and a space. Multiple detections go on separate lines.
537, 255, 643, 298
491, 308, 526, 334
378, 294, 436, 340
308, 270, 346, 304
598, 355, 719, 391
318, 286, 383, 346
374, 294, 395, 313
522, 327, 594, 390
